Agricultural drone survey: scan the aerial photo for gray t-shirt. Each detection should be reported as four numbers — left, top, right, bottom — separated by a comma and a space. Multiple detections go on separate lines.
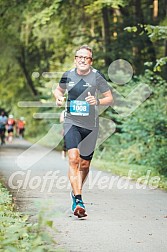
59, 67, 110, 129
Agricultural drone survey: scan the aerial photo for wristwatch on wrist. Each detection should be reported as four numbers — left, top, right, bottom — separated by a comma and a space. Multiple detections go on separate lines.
96, 98, 100, 106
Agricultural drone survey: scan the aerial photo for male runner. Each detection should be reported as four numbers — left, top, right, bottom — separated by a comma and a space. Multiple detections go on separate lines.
0, 110, 7, 145
54, 45, 113, 218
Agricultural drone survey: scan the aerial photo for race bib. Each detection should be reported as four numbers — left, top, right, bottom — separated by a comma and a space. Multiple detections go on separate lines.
70, 100, 90, 116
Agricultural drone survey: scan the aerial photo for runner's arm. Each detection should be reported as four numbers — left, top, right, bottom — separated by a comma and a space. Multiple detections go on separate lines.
98, 90, 113, 106
53, 85, 66, 106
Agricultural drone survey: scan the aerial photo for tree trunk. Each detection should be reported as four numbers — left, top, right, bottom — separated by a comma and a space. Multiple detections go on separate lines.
102, 7, 111, 67
17, 47, 38, 97
153, 0, 158, 20
134, 0, 144, 23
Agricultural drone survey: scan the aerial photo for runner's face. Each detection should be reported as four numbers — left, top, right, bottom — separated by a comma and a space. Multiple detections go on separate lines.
74, 49, 93, 74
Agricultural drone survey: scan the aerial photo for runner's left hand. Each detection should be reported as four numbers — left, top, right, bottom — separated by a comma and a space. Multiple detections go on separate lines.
85, 92, 97, 105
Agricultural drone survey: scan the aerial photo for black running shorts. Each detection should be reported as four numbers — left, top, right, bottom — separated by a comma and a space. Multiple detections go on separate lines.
64, 123, 99, 160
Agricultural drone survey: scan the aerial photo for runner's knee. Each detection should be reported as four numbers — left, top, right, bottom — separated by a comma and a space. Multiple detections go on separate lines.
68, 149, 80, 167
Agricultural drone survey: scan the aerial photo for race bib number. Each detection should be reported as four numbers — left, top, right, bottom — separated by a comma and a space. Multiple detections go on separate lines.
70, 100, 90, 116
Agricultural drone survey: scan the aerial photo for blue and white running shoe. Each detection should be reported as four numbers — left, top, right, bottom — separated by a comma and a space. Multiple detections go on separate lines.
70, 191, 76, 212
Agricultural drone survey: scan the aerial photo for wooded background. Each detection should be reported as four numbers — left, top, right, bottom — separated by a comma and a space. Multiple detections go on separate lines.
0, 0, 166, 176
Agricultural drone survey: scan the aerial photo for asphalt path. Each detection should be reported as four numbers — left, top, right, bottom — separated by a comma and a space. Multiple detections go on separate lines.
0, 138, 167, 252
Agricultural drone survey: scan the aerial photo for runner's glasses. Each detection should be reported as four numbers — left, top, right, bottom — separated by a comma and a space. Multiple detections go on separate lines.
75, 56, 92, 62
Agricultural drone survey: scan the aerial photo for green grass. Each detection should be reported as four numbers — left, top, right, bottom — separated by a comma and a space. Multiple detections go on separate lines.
92, 158, 167, 191
0, 182, 62, 252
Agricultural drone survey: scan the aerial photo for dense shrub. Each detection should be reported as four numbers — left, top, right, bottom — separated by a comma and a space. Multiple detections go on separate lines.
103, 70, 167, 175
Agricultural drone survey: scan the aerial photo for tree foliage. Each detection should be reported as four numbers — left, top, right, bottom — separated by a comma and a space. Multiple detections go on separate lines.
105, 70, 167, 175
0, 0, 166, 174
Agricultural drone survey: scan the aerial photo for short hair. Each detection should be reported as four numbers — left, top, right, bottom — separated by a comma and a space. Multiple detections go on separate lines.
75, 45, 93, 57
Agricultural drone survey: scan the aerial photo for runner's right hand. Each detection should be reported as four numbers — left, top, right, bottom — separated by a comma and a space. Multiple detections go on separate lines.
56, 97, 66, 106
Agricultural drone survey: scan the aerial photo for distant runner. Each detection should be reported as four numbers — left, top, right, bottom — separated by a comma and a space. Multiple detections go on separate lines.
7, 115, 15, 143
54, 45, 113, 218
0, 110, 7, 145
16, 117, 26, 138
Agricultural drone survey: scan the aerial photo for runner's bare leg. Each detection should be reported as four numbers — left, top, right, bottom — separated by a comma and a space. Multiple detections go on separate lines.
68, 149, 90, 195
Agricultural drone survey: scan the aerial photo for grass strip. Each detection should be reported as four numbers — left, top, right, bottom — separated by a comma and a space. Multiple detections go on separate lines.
92, 159, 167, 191
0, 182, 62, 252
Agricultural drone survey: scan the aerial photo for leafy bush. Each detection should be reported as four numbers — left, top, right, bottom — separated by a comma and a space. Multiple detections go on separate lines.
102, 70, 167, 175
0, 182, 57, 252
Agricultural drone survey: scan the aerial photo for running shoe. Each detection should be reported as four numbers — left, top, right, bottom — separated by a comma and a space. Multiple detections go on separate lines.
74, 199, 87, 218
70, 191, 76, 212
